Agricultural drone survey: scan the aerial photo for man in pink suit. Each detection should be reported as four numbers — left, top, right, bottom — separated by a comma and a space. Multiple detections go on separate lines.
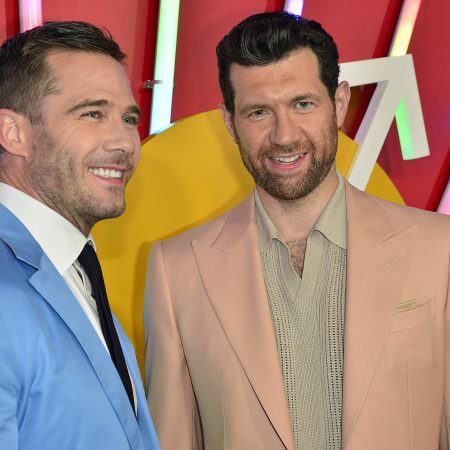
145, 12, 450, 450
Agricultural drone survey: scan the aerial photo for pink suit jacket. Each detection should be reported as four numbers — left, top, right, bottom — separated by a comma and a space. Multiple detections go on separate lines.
145, 181, 450, 450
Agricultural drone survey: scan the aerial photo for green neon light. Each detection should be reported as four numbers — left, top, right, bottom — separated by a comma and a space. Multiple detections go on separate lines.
395, 98, 415, 160
389, 0, 422, 159
149, 0, 181, 135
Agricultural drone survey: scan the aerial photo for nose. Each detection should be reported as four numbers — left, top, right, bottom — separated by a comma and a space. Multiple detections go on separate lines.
103, 118, 138, 154
269, 111, 300, 148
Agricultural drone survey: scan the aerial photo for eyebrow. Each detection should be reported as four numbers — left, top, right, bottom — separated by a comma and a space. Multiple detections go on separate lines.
67, 99, 142, 119
291, 93, 322, 103
126, 104, 142, 119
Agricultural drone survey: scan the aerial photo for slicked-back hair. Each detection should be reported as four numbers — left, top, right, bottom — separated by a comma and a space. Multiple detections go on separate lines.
0, 21, 126, 127
216, 11, 340, 115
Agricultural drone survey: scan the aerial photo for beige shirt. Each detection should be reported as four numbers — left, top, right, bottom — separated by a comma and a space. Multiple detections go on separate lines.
255, 173, 347, 288
256, 173, 347, 450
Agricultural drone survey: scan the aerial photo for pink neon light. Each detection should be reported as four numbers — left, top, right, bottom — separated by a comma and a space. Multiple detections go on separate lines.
438, 181, 450, 215
390, 0, 422, 56
19, 0, 42, 32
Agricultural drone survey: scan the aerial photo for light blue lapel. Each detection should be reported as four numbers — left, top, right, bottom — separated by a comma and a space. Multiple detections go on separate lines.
0, 204, 44, 269
0, 204, 147, 449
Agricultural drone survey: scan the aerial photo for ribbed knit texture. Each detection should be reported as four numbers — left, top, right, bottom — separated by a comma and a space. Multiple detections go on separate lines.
261, 242, 346, 449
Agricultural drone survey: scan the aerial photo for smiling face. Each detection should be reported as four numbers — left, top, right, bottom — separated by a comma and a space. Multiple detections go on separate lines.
25, 51, 141, 235
221, 48, 349, 203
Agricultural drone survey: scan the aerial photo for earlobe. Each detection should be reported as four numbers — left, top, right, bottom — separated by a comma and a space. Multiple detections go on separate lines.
219, 103, 238, 143
334, 81, 351, 128
0, 109, 30, 157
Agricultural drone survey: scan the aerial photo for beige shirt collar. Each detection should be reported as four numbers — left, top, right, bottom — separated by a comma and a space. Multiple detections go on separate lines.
255, 171, 347, 250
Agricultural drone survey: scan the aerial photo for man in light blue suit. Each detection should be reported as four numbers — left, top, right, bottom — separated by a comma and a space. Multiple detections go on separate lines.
0, 22, 160, 449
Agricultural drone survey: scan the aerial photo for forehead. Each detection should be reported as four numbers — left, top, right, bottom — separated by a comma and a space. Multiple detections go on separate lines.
229, 48, 326, 105
44, 51, 135, 105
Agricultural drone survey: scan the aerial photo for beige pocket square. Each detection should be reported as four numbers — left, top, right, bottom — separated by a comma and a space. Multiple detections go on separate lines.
395, 299, 419, 312
391, 298, 436, 332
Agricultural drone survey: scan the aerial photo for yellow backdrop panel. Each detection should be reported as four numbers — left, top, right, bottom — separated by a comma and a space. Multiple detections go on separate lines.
93, 109, 404, 373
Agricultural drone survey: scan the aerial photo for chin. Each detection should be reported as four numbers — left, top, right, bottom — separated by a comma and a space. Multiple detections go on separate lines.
105, 205, 126, 219
88, 202, 126, 222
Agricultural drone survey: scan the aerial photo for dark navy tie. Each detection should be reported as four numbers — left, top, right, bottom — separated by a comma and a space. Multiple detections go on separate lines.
78, 242, 134, 411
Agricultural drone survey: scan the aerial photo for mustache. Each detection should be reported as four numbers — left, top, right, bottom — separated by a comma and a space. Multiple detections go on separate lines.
259, 140, 314, 157
88, 155, 135, 171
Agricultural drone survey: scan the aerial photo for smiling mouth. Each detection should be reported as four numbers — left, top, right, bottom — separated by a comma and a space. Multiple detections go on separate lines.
270, 153, 305, 164
88, 168, 123, 179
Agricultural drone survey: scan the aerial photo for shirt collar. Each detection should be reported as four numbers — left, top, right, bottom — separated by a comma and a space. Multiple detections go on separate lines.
255, 190, 278, 251
255, 171, 347, 250
0, 182, 92, 274
314, 172, 347, 249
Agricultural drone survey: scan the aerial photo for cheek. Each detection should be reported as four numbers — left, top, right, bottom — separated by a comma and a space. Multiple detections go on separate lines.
235, 124, 266, 152
56, 130, 98, 160
134, 147, 142, 167
132, 135, 142, 160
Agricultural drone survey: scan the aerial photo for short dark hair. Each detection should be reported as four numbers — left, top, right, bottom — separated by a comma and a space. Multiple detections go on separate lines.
216, 11, 340, 114
0, 21, 126, 126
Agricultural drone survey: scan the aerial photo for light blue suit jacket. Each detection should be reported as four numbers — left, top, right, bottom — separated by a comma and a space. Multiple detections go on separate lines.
0, 204, 160, 450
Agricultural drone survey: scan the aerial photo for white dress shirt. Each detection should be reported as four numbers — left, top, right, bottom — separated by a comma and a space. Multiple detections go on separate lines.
0, 182, 137, 411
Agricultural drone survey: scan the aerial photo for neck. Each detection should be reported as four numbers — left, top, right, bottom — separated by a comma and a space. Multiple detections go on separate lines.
256, 167, 339, 242
0, 172, 92, 238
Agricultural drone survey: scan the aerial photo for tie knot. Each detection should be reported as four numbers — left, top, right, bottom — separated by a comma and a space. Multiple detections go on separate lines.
78, 242, 100, 276
78, 242, 98, 267
79, 241, 96, 258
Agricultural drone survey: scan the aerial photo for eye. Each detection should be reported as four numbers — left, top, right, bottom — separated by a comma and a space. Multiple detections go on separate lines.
248, 109, 267, 119
82, 110, 102, 119
294, 101, 313, 111
122, 115, 139, 126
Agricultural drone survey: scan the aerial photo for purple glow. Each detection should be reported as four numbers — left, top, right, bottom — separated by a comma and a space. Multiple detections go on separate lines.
438, 179, 450, 215
284, 0, 304, 15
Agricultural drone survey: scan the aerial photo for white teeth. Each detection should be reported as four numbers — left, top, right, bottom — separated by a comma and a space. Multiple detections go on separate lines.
89, 168, 123, 179
272, 154, 304, 164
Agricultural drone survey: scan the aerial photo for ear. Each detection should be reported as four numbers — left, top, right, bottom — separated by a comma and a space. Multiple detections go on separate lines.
0, 109, 32, 157
219, 103, 239, 144
334, 81, 351, 128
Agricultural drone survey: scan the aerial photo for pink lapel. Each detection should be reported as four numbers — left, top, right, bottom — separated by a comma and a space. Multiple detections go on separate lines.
192, 193, 295, 450
342, 183, 417, 447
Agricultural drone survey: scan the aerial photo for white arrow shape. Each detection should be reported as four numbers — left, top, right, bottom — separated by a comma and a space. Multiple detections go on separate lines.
340, 55, 429, 190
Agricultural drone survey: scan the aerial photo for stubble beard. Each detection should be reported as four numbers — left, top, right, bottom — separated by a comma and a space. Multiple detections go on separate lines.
236, 120, 339, 201
29, 125, 131, 233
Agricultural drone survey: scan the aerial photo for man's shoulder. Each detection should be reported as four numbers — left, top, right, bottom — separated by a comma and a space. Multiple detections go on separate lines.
347, 184, 450, 235
0, 204, 45, 269
0, 202, 31, 246
0, 231, 28, 277
158, 193, 254, 251
0, 238, 38, 306
0, 208, 52, 310
0, 238, 43, 350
